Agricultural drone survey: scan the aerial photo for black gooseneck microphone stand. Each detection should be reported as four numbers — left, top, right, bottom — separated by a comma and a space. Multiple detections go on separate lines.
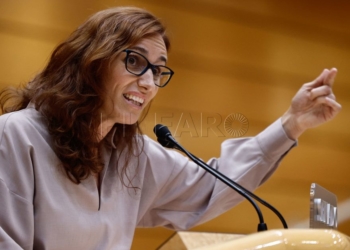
154, 124, 288, 232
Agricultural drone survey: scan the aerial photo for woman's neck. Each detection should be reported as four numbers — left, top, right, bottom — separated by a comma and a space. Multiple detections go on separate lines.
98, 113, 116, 142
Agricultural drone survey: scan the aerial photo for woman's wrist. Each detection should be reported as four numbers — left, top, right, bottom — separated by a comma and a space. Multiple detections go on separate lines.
281, 109, 304, 140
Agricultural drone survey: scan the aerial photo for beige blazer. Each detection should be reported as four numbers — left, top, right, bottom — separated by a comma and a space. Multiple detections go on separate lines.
0, 107, 295, 249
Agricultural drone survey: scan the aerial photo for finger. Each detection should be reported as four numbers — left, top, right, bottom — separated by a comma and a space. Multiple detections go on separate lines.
325, 97, 342, 112
315, 96, 342, 113
304, 69, 329, 88
310, 85, 332, 100
324, 67, 337, 87
328, 93, 336, 101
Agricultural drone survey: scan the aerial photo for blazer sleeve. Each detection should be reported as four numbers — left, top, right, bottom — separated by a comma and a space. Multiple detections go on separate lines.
138, 118, 296, 230
0, 113, 35, 250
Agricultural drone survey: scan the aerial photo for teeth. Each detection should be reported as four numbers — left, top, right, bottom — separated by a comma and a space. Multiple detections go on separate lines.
124, 94, 144, 104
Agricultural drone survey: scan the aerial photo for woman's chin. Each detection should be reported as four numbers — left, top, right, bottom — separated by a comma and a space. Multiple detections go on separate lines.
120, 121, 138, 125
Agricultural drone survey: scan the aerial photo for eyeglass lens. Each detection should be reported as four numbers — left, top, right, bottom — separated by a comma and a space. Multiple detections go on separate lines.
125, 50, 173, 87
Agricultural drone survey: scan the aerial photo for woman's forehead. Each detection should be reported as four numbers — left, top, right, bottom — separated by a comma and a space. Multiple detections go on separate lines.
129, 35, 168, 62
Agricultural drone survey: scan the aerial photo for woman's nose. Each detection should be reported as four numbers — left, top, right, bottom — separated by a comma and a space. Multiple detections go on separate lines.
137, 68, 154, 90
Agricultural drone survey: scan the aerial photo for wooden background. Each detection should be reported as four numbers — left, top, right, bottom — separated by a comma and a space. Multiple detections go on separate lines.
1, 0, 349, 249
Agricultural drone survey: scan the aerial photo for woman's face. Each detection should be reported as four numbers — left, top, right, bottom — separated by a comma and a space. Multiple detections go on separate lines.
102, 34, 167, 125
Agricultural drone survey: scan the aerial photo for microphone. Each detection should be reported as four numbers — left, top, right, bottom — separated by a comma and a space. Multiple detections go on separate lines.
154, 124, 288, 231
153, 124, 267, 232
154, 126, 176, 149
154, 124, 179, 149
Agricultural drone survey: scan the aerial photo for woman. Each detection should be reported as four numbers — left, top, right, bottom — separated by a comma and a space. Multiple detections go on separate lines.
0, 7, 341, 250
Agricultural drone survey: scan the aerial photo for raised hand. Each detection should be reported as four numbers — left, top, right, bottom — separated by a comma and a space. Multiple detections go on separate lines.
281, 68, 341, 140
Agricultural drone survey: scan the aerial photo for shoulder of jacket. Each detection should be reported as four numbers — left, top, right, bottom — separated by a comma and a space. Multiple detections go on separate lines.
0, 108, 45, 140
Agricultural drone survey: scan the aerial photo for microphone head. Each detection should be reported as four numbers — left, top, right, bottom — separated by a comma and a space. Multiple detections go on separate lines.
153, 124, 172, 138
157, 137, 176, 149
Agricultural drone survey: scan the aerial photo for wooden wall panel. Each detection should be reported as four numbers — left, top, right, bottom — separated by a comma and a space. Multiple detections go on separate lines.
0, 33, 55, 85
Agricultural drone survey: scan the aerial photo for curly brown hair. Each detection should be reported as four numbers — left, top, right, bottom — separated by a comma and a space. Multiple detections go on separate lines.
0, 7, 170, 185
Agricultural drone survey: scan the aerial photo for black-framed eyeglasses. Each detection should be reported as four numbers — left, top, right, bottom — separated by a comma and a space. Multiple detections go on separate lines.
123, 49, 174, 87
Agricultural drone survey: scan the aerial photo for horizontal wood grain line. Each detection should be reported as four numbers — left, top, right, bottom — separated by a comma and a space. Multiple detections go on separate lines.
149, 0, 350, 49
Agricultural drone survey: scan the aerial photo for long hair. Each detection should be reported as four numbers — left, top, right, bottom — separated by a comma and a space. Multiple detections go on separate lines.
0, 7, 170, 185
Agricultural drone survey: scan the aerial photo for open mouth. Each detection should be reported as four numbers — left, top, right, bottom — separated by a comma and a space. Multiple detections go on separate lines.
123, 94, 145, 107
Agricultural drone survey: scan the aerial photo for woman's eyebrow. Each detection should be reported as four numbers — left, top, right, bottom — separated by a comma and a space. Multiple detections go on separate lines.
131, 46, 167, 63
